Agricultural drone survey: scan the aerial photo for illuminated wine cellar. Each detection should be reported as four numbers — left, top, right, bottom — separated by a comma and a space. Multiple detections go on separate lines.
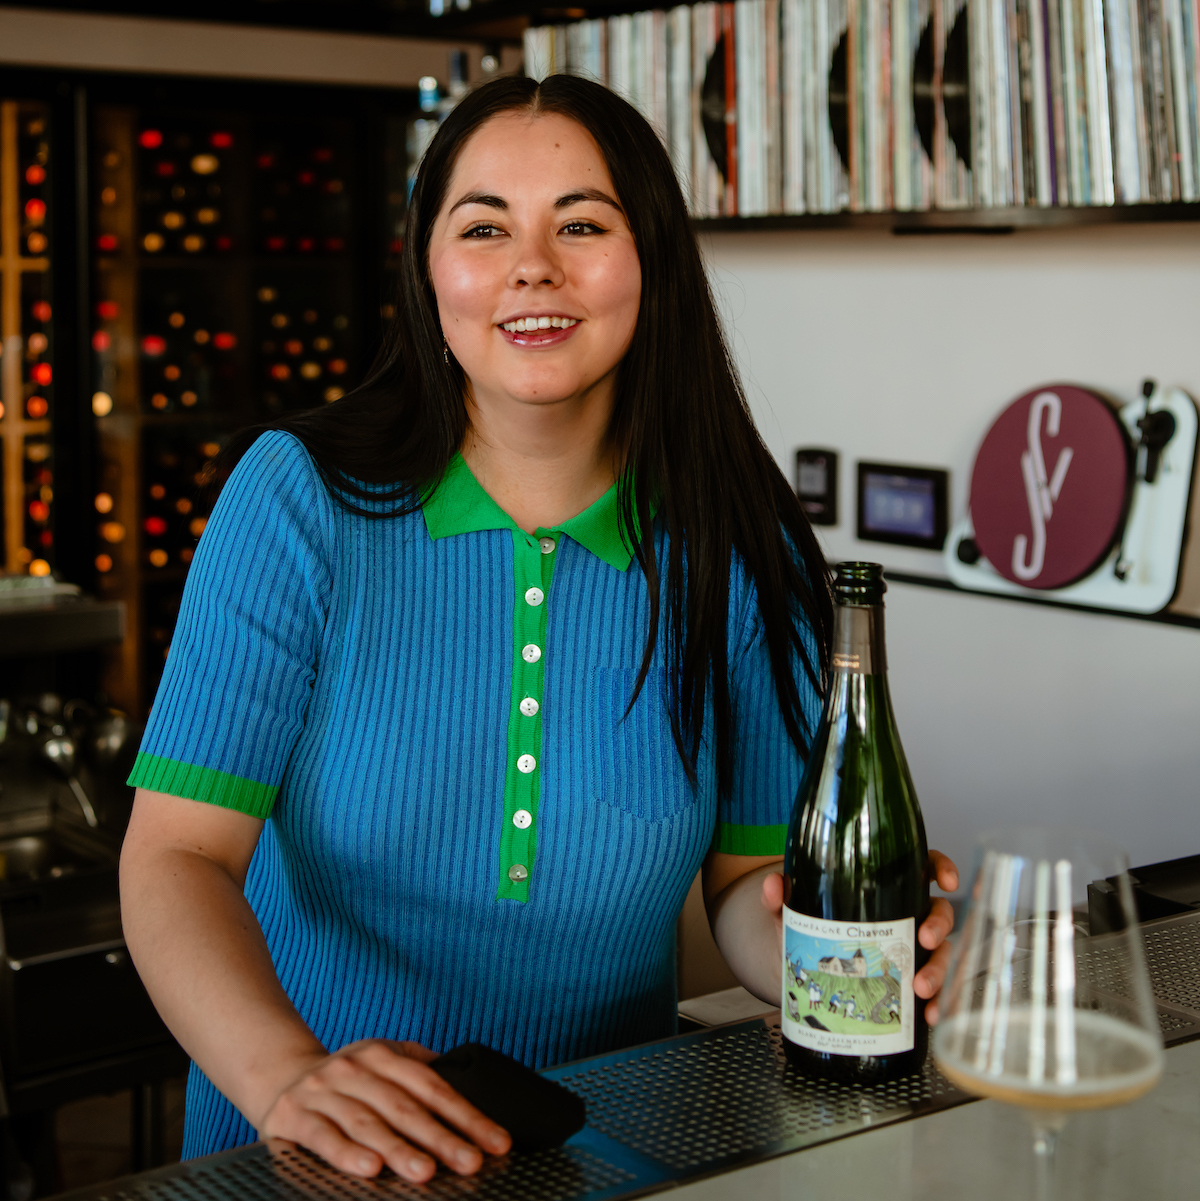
0, 100, 56, 582
83, 83, 411, 715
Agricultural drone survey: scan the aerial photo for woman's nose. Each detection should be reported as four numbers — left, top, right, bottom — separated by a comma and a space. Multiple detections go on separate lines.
507, 233, 564, 289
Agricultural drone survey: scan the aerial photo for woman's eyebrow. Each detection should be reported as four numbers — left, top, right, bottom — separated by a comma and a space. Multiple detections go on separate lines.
555, 188, 622, 212
448, 191, 507, 214
448, 188, 623, 215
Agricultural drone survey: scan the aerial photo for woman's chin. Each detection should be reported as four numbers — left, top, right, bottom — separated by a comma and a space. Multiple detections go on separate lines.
473, 375, 606, 411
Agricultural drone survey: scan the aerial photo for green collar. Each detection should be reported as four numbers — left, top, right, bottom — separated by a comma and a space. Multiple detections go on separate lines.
423, 453, 635, 572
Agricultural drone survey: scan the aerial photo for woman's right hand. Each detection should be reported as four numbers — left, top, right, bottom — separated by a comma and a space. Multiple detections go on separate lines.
120, 792, 508, 1181
260, 1039, 512, 1181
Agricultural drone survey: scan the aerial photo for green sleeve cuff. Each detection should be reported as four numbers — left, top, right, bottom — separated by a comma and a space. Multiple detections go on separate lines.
127, 752, 277, 819
714, 822, 788, 856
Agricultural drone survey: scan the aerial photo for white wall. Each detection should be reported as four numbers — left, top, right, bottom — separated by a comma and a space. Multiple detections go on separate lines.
700, 225, 1200, 879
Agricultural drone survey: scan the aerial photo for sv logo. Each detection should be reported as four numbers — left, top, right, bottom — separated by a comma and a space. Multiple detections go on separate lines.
1013, 392, 1075, 581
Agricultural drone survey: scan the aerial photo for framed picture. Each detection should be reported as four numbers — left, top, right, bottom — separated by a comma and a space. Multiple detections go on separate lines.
856, 462, 949, 550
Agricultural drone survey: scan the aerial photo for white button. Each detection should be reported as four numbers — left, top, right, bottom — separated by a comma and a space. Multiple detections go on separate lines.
512, 809, 532, 829
508, 863, 528, 882
520, 697, 539, 717
517, 754, 536, 774
538, 536, 556, 554
521, 644, 541, 663
525, 586, 544, 606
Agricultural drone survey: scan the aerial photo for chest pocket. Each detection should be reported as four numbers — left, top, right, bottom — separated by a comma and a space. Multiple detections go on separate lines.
589, 668, 694, 822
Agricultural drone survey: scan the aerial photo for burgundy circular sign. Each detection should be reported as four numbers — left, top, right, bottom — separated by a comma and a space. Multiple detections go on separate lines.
969, 385, 1131, 590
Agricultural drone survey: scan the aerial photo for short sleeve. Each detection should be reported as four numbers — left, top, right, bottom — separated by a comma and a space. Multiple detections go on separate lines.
715, 582, 823, 856
127, 431, 336, 818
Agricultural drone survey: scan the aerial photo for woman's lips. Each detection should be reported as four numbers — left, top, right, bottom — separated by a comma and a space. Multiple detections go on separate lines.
497, 322, 581, 348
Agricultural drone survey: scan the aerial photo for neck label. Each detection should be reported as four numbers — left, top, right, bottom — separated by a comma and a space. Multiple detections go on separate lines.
832, 605, 885, 674
781, 909, 915, 1056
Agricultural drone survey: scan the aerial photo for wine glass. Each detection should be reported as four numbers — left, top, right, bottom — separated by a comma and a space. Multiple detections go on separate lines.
933, 827, 1164, 1196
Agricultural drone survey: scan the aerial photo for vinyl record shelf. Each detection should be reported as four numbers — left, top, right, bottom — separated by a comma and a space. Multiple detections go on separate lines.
694, 200, 1200, 234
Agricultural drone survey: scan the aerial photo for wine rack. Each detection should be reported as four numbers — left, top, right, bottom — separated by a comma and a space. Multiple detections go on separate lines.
0, 98, 55, 580
255, 270, 356, 412
91, 101, 374, 714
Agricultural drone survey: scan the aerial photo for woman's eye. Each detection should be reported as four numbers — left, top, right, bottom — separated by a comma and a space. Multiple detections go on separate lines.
562, 220, 603, 236
463, 223, 502, 239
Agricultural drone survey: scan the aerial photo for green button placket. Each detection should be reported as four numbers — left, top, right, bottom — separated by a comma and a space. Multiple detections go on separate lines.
497, 529, 558, 902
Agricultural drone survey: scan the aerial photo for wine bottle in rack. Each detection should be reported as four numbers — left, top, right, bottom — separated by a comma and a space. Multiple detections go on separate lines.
383, 112, 408, 263
93, 466, 122, 579
141, 429, 218, 571
139, 272, 240, 413
142, 582, 186, 700
254, 119, 352, 255
407, 76, 440, 202
93, 121, 127, 256
91, 295, 120, 416
255, 279, 352, 413
781, 561, 930, 1081
18, 107, 50, 258
21, 274, 53, 422
137, 126, 235, 255
22, 438, 54, 578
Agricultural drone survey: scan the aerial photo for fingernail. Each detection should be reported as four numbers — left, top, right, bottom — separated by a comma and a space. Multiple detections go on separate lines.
410, 1158, 430, 1177
457, 1150, 479, 1170
358, 1156, 374, 1174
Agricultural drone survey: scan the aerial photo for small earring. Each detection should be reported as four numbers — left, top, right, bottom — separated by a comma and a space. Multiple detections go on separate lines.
443, 337, 450, 366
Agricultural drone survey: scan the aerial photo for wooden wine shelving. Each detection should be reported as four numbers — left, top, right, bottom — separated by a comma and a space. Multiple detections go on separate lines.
91, 105, 246, 714
92, 104, 143, 712
90, 97, 374, 716
0, 98, 53, 578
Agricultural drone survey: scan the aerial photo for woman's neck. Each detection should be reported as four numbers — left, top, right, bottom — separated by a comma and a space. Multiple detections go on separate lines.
460, 385, 620, 534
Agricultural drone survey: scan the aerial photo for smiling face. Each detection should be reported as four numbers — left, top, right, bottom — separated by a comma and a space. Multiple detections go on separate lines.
427, 110, 642, 428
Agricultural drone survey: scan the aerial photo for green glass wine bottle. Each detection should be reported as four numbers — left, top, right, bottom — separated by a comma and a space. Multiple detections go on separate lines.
781, 561, 930, 1080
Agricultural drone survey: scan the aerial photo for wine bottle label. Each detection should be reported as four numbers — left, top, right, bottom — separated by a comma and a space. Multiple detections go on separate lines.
781, 910, 915, 1055
831, 605, 885, 673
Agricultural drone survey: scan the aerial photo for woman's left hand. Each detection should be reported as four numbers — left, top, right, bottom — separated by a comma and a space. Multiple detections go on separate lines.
758, 848, 960, 1023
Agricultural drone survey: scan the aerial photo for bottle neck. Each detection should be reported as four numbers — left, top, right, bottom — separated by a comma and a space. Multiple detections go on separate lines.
830, 602, 887, 677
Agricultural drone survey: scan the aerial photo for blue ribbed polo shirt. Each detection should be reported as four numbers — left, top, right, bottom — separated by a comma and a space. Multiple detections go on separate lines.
128, 430, 820, 1156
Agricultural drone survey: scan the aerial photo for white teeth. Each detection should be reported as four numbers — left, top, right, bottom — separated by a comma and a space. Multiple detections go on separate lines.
501, 317, 577, 333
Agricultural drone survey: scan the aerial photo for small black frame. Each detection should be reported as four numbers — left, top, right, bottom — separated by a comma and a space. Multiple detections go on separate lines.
856, 461, 949, 550
794, 447, 839, 526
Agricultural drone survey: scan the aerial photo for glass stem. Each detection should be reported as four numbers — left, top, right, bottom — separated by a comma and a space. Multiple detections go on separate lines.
1029, 1112, 1067, 1201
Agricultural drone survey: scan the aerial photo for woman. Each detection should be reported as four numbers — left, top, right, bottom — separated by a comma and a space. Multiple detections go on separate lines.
120, 74, 958, 1180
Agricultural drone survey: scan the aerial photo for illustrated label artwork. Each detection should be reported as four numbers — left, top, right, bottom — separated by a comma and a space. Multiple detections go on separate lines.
781, 911, 915, 1055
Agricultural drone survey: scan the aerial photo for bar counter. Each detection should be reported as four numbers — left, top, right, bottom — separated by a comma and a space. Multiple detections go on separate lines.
47, 1029, 1199, 1201
49, 908, 1200, 1201
673, 1038, 1200, 1201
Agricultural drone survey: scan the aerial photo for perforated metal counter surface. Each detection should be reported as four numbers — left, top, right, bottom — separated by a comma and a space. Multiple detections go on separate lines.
51, 910, 1200, 1201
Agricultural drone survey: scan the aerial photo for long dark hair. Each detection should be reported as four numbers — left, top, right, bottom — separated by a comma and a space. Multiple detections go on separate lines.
217, 73, 832, 792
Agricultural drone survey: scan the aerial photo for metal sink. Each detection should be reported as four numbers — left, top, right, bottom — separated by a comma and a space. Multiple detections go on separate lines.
0, 816, 169, 1082
0, 829, 110, 884
0, 811, 119, 896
